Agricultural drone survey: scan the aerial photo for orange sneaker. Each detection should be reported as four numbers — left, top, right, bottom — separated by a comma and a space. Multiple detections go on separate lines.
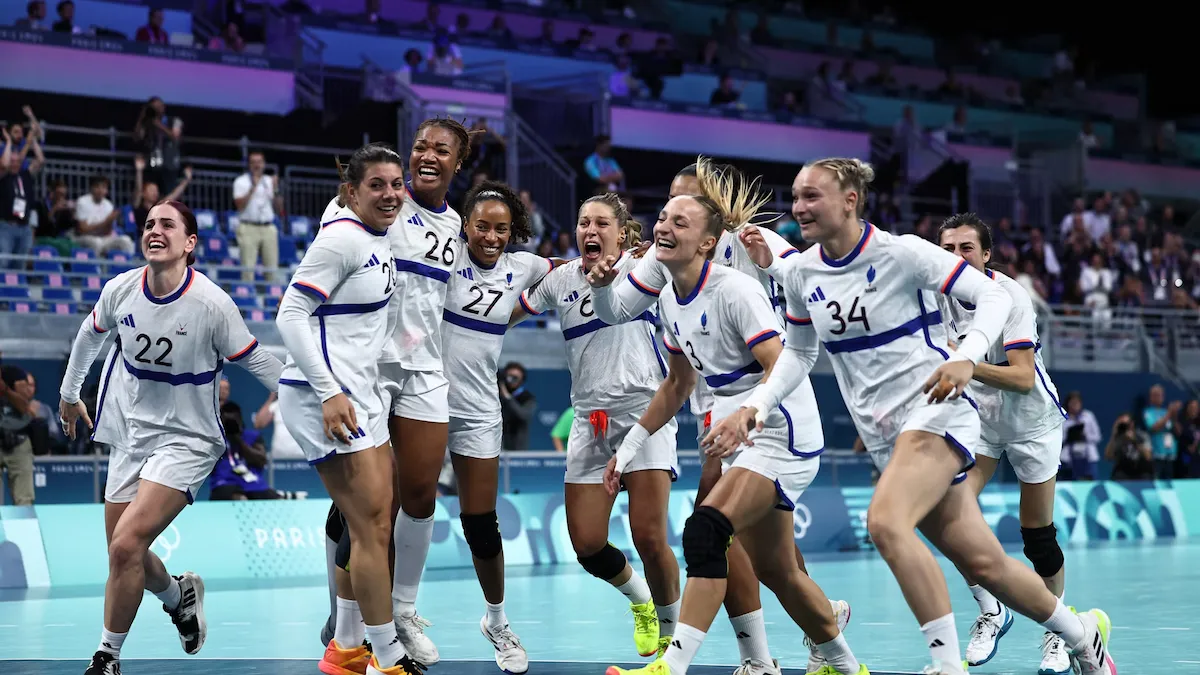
318, 639, 372, 675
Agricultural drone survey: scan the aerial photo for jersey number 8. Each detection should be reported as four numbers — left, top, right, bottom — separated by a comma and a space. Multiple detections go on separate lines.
827, 297, 870, 335
424, 232, 455, 266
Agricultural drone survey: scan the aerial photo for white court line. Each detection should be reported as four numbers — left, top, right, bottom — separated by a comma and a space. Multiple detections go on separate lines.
1175, 661, 1200, 666
0, 625, 16, 629
43, 624, 75, 627
1159, 627, 1191, 631
220, 622, 252, 626
279, 622, 309, 626
568, 620, 600, 624
861, 622, 893, 626
510, 620, 543, 625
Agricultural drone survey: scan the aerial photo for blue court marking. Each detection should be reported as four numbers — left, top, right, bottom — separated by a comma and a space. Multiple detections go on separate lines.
2, 542, 1195, 675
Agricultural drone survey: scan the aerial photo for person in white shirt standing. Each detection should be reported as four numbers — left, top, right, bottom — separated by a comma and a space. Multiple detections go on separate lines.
73, 175, 135, 256
232, 150, 283, 282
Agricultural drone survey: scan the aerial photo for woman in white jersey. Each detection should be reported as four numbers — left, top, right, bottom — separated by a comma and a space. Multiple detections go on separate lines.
936, 214, 1070, 674
58, 199, 284, 675
378, 118, 477, 665
602, 162, 866, 675
723, 158, 1115, 675
589, 160, 847, 675
512, 193, 681, 659
443, 181, 555, 674
276, 144, 425, 675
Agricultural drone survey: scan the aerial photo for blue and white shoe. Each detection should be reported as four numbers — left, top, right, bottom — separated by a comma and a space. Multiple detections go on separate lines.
1038, 631, 1071, 674
965, 603, 1013, 667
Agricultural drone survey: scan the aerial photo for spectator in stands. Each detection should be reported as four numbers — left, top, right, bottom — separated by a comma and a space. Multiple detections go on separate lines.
609, 54, 640, 98
567, 27, 598, 52
3, 106, 44, 172
1079, 121, 1100, 151
134, 155, 191, 231
1079, 252, 1116, 311
776, 90, 801, 115
232, 150, 280, 282
14, 1, 48, 30
1061, 391, 1101, 481
253, 392, 305, 460
360, 0, 389, 26
1143, 384, 1182, 478
519, 190, 545, 249
554, 230, 577, 258
72, 175, 134, 256
427, 29, 464, 76
209, 21, 245, 52
535, 238, 553, 258
637, 36, 677, 100
583, 134, 624, 192
136, 7, 168, 44
465, 118, 505, 185
51, 0, 80, 34
835, 60, 857, 93
133, 97, 184, 196
0, 365, 36, 505
550, 406, 573, 452
1144, 247, 1181, 305
1104, 413, 1153, 481
0, 128, 42, 268
1021, 227, 1061, 279
709, 73, 740, 106
1085, 195, 1111, 241
499, 362, 535, 451
535, 19, 556, 47
35, 179, 75, 257
611, 32, 633, 60
219, 376, 230, 407
451, 13, 470, 39
487, 14, 514, 46
697, 38, 721, 68
1176, 399, 1200, 478
414, 1, 440, 31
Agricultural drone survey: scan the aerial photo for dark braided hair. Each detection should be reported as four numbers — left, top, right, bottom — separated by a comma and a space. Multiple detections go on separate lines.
414, 118, 482, 166
462, 181, 533, 244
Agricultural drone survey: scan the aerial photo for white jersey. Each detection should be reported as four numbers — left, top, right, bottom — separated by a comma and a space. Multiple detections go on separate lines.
81, 267, 262, 453
382, 187, 463, 371
774, 222, 1003, 451
444, 251, 554, 422
278, 212, 395, 409
600, 226, 798, 420
939, 268, 1066, 443
520, 253, 665, 415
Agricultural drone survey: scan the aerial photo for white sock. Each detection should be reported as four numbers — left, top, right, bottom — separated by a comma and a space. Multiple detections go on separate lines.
392, 510, 434, 618
969, 583, 1001, 615
730, 609, 772, 664
920, 613, 963, 672
614, 571, 652, 605
98, 628, 127, 657
153, 576, 181, 611
335, 597, 364, 647
486, 600, 507, 629
814, 633, 860, 674
656, 600, 681, 638
663, 623, 706, 674
1041, 598, 1086, 650
365, 621, 406, 667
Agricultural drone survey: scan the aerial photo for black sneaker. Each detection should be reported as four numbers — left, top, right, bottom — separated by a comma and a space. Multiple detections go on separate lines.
320, 612, 335, 647
83, 650, 121, 675
394, 654, 428, 674
164, 571, 207, 654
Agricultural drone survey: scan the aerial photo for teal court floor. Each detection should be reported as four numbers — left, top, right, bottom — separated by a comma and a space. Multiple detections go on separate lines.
4, 541, 1196, 675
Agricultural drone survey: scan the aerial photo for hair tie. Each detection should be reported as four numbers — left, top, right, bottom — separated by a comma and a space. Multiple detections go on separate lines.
476, 190, 505, 199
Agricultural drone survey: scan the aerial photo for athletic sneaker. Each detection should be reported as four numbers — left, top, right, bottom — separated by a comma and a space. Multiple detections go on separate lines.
165, 571, 206, 655
919, 666, 966, 675
805, 599, 853, 672
319, 639, 372, 675
395, 612, 439, 665
321, 613, 336, 647
732, 657, 781, 674
1038, 631, 1071, 675
606, 658, 671, 675
655, 636, 670, 658
809, 667, 870, 675
83, 651, 121, 675
480, 617, 528, 674
965, 603, 1013, 666
1068, 609, 1116, 675
630, 600, 660, 657
364, 654, 427, 675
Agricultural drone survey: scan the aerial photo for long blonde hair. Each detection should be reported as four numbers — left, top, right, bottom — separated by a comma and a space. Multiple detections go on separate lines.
805, 157, 875, 217
689, 156, 774, 237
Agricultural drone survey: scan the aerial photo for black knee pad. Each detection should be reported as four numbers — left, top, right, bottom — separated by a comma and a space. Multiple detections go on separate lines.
461, 511, 503, 560
682, 506, 734, 579
325, 504, 345, 544
335, 522, 352, 572
1021, 524, 1063, 578
578, 542, 628, 581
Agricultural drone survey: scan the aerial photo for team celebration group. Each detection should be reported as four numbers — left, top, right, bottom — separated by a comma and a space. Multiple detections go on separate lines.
55, 117, 1118, 675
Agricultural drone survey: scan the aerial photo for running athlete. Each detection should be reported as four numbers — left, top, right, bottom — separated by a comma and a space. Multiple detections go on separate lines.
58, 200, 283, 675
512, 193, 681, 658
726, 157, 1115, 675
442, 181, 554, 674
276, 144, 424, 675
588, 159, 849, 675
378, 118, 474, 665
936, 214, 1071, 674
603, 163, 866, 675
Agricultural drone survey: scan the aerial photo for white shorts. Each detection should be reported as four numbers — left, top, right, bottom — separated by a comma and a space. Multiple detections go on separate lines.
566, 409, 679, 484
979, 424, 1062, 484
448, 416, 503, 460
104, 440, 220, 505
868, 396, 980, 485
278, 383, 389, 464
380, 363, 449, 423
718, 402, 822, 511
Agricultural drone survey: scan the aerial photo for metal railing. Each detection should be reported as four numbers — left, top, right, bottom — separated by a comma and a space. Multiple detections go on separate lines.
506, 113, 578, 235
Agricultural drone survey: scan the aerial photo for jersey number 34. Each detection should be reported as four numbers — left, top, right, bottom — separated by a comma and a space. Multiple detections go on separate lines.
827, 297, 870, 335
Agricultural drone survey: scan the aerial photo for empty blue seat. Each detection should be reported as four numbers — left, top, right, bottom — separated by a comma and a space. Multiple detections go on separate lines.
81, 289, 102, 303
0, 287, 31, 299
288, 217, 312, 238
203, 235, 228, 261
42, 288, 75, 301
0, 272, 25, 286
49, 302, 78, 315
70, 249, 101, 275
32, 246, 63, 272
232, 295, 259, 309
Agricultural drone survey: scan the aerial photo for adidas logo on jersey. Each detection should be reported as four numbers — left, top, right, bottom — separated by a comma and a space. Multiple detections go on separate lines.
363, 254, 381, 268
563, 290, 580, 303
119, 314, 136, 328
407, 214, 426, 228
458, 268, 475, 281
808, 286, 827, 303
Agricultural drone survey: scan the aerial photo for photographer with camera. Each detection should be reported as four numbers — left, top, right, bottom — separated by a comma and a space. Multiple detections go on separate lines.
1105, 413, 1153, 481
0, 365, 38, 505
499, 362, 535, 451
1061, 391, 1101, 480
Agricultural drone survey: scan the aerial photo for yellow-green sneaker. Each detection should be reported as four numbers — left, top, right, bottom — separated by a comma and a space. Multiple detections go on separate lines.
807, 665, 872, 675
607, 657, 672, 675
630, 600, 660, 657
655, 636, 671, 658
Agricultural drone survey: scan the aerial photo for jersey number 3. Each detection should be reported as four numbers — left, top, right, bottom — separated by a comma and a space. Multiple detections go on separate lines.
133, 334, 173, 366
827, 297, 870, 335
